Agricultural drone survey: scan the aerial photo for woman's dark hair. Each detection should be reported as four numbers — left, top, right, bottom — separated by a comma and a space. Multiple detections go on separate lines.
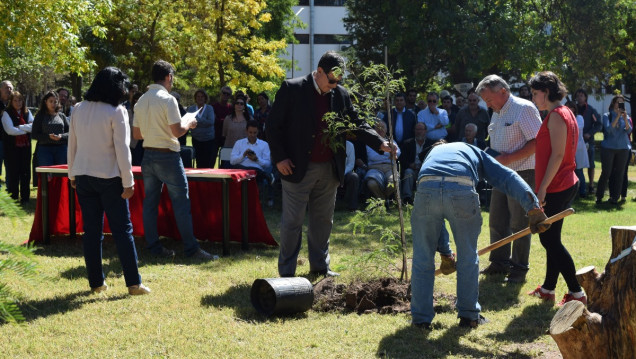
194, 89, 209, 103
528, 71, 568, 102
231, 95, 252, 120
84, 67, 130, 107
37, 90, 61, 116
608, 94, 625, 112
8, 91, 27, 114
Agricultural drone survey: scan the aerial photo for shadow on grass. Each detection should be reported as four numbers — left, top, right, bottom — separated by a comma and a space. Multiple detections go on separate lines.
9, 291, 127, 324
200, 283, 310, 322
488, 302, 558, 343
377, 324, 498, 359
478, 276, 523, 312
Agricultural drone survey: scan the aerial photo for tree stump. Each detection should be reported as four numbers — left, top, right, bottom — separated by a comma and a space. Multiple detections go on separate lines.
549, 226, 636, 359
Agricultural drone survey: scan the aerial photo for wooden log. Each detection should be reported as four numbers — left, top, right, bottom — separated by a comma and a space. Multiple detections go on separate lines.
549, 301, 606, 359
551, 226, 636, 359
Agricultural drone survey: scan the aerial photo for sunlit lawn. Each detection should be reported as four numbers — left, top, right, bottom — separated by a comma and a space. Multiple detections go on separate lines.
0, 155, 634, 358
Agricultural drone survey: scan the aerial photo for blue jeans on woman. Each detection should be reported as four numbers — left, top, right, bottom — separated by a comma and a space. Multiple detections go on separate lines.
37, 145, 68, 166
75, 175, 141, 288
141, 150, 200, 256
411, 180, 483, 324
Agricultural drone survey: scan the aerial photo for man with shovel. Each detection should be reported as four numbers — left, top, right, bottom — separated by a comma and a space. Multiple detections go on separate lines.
410, 142, 550, 329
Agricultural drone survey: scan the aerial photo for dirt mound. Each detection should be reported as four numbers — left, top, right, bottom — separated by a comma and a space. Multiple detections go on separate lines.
313, 277, 412, 314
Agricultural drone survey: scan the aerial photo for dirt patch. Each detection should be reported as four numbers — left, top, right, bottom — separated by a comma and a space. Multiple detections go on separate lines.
313, 277, 456, 314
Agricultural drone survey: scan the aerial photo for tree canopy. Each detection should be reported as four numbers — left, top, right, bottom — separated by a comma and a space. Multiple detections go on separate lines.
1, 0, 295, 97
344, 0, 636, 95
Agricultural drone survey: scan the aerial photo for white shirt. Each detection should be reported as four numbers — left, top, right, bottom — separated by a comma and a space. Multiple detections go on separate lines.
133, 84, 182, 152
487, 95, 541, 171
230, 137, 271, 170
417, 107, 449, 140
345, 140, 355, 175
1, 110, 33, 135
68, 101, 134, 188
366, 140, 400, 166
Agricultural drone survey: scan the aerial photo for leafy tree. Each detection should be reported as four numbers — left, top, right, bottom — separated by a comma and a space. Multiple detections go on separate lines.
94, 0, 288, 93
344, 0, 635, 94
0, 0, 109, 77
530, 0, 636, 95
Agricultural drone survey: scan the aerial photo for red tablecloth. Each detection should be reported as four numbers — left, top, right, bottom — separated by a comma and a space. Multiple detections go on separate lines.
28, 166, 277, 246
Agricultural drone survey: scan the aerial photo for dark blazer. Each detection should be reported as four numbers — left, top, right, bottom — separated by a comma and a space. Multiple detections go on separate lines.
267, 73, 385, 184
389, 107, 416, 148
398, 137, 436, 176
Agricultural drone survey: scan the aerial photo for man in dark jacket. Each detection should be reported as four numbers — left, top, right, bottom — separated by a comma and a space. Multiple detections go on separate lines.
267, 51, 394, 277
387, 93, 417, 148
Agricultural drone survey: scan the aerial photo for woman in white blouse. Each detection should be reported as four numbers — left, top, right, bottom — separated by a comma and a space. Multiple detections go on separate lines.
68, 67, 150, 296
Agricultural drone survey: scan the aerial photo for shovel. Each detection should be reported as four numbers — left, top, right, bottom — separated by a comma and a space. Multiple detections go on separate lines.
435, 208, 575, 276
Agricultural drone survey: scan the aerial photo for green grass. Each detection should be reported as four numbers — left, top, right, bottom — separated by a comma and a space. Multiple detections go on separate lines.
0, 158, 634, 358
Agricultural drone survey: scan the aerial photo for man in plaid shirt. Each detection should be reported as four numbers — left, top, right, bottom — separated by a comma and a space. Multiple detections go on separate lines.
476, 75, 542, 284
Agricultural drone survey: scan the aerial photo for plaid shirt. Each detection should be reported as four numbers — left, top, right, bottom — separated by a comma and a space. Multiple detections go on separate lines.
488, 95, 541, 172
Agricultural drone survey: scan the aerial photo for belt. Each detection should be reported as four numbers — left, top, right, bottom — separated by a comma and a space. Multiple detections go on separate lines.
418, 175, 474, 187
145, 147, 175, 153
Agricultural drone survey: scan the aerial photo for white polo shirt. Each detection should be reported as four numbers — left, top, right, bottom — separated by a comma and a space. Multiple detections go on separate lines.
133, 84, 182, 152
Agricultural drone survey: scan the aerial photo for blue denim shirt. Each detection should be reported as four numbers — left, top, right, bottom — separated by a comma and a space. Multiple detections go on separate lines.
600, 111, 632, 150
418, 142, 540, 212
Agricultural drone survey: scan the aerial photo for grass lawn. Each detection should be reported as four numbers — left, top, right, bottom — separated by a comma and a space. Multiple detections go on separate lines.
0, 159, 634, 358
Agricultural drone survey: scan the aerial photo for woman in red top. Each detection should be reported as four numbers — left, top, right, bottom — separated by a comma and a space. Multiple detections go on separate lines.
527, 72, 586, 306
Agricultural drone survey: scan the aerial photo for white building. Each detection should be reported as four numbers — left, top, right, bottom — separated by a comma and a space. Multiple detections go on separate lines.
283, 1, 349, 79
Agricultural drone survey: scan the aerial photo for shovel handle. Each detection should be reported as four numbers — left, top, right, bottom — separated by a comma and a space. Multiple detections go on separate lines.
434, 208, 575, 276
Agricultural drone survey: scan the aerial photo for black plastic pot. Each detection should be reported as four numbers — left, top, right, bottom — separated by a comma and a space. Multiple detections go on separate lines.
250, 277, 314, 316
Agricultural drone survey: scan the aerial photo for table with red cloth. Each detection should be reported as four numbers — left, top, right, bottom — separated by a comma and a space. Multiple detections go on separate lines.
29, 165, 277, 255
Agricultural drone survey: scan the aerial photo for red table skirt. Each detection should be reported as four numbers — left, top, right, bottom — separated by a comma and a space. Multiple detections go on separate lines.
28, 170, 277, 247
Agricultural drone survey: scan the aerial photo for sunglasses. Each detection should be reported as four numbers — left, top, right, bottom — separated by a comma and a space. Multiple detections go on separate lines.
428, 99, 437, 103
235, 102, 245, 106
325, 72, 340, 85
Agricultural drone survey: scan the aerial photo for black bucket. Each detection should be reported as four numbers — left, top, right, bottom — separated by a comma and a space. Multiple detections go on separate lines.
250, 277, 314, 316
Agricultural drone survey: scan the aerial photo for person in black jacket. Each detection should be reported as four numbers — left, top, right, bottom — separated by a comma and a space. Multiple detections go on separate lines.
399, 122, 436, 204
267, 51, 394, 278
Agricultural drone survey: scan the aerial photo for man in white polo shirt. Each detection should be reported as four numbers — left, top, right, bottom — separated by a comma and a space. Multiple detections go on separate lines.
133, 60, 217, 261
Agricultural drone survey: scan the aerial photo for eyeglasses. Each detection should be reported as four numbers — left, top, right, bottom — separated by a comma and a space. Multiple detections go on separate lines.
427, 99, 437, 103
235, 102, 245, 106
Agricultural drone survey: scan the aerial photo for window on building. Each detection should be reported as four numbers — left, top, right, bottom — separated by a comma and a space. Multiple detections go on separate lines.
294, 34, 310, 44
296, 0, 345, 6
313, 34, 351, 44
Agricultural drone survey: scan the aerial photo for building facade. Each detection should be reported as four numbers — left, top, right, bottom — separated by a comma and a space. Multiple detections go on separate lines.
284, 1, 350, 78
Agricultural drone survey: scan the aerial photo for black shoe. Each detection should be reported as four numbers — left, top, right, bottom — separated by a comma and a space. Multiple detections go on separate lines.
310, 269, 340, 277
505, 270, 527, 283
412, 321, 431, 330
480, 263, 509, 275
459, 315, 488, 328
151, 246, 176, 258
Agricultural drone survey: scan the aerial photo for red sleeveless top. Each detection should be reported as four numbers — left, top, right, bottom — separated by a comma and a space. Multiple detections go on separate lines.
534, 105, 578, 193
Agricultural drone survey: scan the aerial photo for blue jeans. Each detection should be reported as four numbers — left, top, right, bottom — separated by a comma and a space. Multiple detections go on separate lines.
75, 175, 141, 288
411, 180, 482, 323
141, 150, 199, 255
37, 145, 68, 166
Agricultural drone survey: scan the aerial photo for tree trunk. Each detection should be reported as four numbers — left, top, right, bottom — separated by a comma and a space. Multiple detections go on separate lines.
550, 226, 636, 359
